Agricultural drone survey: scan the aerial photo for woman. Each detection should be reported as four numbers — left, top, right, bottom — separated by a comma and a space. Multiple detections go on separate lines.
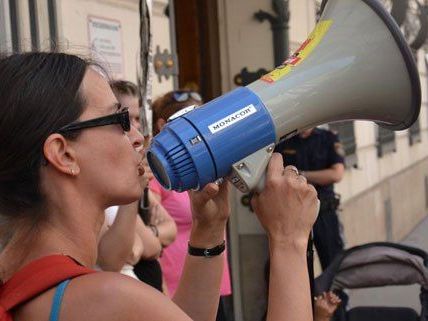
150, 90, 234, 319
0, 52, 318, 321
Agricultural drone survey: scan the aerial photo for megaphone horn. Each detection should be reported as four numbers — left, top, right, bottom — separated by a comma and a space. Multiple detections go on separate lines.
147, 0, 421, 193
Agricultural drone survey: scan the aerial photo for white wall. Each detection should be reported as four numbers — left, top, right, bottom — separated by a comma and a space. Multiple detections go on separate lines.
56, 0, 173, 95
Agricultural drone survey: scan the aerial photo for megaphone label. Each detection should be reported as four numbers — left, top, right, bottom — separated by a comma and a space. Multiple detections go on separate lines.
261, 20, 333, 83
208, 104, 257, 134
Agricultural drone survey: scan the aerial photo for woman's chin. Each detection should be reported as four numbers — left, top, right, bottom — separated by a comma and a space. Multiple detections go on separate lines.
110, 186, 142, 206
129, 185, 143, 201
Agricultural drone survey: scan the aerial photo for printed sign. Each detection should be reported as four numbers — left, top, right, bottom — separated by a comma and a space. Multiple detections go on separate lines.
208, 105, 257, 134
261, 20, 333, 83
88, 16, 123, 77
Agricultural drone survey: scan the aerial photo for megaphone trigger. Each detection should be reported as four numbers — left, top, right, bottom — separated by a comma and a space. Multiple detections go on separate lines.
227, 143, 276, 193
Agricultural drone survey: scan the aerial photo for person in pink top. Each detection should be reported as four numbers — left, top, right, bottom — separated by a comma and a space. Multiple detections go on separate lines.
150, 90, 232, 320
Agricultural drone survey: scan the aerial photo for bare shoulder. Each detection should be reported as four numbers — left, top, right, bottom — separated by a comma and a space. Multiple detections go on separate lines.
15, 272, 192, 321
67, 272, 192, 321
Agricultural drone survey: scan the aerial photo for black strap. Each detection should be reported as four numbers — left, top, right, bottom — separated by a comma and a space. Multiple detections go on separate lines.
188, 241, 226, 258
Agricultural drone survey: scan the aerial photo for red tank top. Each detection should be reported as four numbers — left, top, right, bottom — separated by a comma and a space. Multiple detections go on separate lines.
0, 255, 95, 321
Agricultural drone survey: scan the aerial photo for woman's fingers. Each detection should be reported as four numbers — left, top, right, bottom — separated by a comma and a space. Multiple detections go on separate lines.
266, 153, 284, 184
189, 183, 219, 206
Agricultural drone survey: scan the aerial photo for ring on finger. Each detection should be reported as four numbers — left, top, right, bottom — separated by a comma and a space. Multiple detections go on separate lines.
283, 166, 299, 176
297, 174, 307, 183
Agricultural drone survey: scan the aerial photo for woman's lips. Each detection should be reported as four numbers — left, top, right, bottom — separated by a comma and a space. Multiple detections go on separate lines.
137, 159, 145, 176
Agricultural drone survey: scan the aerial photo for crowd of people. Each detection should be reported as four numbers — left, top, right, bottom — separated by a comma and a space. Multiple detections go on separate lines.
0, 52, 345, 321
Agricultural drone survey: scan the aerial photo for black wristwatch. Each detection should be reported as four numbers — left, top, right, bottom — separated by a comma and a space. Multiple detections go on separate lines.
188, 241, 226, 258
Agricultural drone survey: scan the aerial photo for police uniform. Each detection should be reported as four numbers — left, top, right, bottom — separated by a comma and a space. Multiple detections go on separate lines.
275, 127, 345, 270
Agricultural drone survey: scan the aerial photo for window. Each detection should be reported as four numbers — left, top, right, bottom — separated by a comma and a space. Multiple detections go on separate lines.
28, 0, 39, 50
0, 0, 12, 52
377, 126, 396, 157
328, 121, 358, 168
9, 0, 20, 52
47, 0, 57, 50
0, 0, 58, 53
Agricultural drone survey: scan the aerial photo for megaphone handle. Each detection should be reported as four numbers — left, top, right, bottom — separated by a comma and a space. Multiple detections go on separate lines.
254, 172, 266, 193
228, 143, 275, 193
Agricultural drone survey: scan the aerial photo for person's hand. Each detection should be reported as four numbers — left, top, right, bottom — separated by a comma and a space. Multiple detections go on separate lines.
314, 291, 342, 321
150, 203, 165, 226
188, 181, 230, 247
251, 153, 319, 247
189, 180, 230, 227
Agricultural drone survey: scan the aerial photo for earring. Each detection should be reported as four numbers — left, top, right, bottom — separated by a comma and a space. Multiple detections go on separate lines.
70, 168, 75, 175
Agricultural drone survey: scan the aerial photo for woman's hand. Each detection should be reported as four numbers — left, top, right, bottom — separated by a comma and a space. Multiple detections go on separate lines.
251, 153, 319, 248
189, 180, 230, 226
188, 181, 230, 247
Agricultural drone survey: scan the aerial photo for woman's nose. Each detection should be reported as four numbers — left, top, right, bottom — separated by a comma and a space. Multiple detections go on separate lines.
129, 125, 144, 150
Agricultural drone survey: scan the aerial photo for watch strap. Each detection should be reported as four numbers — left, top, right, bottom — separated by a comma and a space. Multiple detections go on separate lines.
188, 240, 226, 258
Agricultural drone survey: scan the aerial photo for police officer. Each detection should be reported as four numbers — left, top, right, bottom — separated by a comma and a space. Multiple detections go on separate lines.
275, 127, 345, 270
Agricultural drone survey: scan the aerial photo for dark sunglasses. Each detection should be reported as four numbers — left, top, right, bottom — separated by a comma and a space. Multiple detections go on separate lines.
57, 107, 130, 134
172, 91, 202, 103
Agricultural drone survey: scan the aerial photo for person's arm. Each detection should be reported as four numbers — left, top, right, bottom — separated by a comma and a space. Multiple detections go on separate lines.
172, 182, 230, 321
127, 231, 145, 266
251, 153, 319, 321
97, 203, 139, 272
135, 215, 162, 260
301, 163, 344, 186
96, 154, 316, 321
148, 191, 177, 247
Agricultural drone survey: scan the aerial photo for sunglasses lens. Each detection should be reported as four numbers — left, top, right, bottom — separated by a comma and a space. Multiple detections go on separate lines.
190, 92, 202, 102
120, 111, 131, 131
173, 92, 189, 102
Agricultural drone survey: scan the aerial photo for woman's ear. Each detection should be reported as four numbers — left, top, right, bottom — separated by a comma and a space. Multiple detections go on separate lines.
43, 134, 80, 176
156, 118, 166, 132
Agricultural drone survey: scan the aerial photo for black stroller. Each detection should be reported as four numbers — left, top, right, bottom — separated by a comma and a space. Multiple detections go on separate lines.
315, 242, 428, 321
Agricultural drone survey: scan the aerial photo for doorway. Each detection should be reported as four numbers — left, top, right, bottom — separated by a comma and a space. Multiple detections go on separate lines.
173, 0, 222, 101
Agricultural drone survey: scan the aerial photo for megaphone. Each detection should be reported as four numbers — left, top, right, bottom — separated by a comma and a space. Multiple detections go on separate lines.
147, 0, 421, 193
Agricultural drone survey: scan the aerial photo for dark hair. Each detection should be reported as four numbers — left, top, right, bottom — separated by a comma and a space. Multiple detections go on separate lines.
152, 90, 203, 136
0, 52, 90, 220
110, 80, 139, 99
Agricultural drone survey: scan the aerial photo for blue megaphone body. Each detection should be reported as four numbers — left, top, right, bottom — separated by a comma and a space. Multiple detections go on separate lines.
147, 87, 277, 192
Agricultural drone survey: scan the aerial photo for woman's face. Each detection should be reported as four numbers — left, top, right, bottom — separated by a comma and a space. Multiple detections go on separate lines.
71, 69, 144, 207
